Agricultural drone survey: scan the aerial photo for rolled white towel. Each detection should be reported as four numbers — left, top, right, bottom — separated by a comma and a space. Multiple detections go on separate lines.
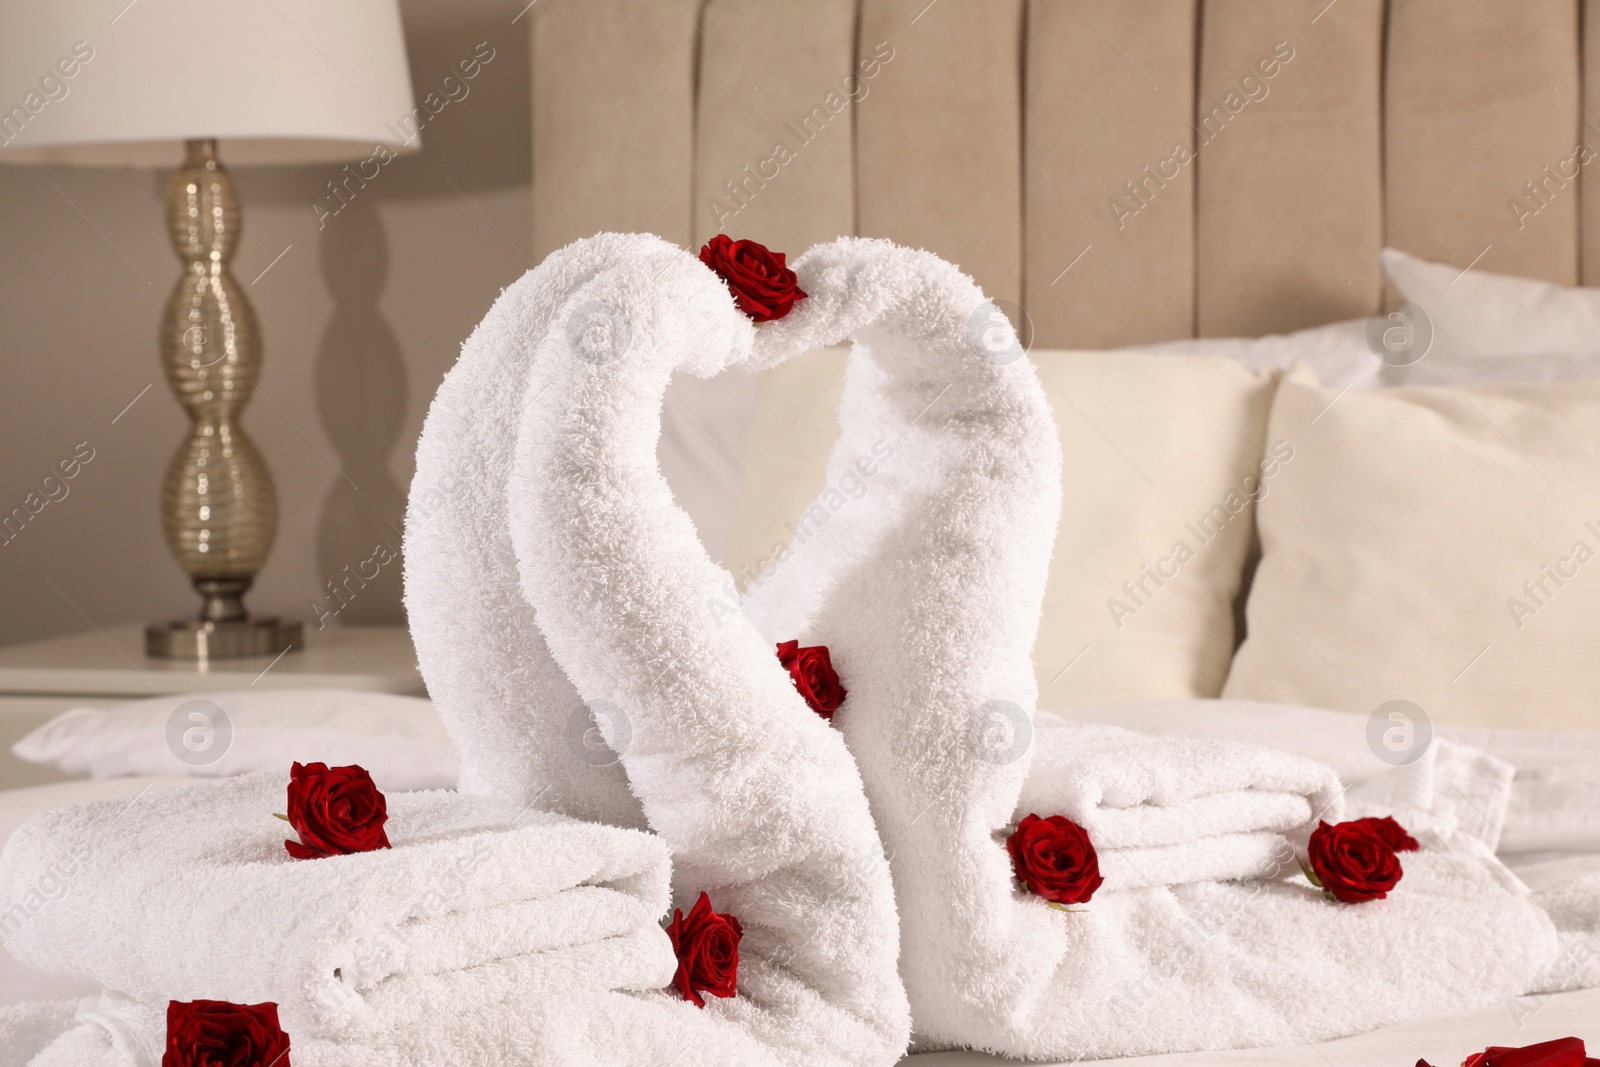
1018, 716, 1344, 890
0, 773, 675, 1041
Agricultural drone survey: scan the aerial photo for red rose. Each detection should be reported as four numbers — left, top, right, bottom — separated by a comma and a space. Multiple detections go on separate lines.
699, 235, 807, 322
1351, 814, 1420, 852
163, 999, 290, 1067
1305, 819, 1404, 903
665, 892, 742, 1008
282, 761, 390, 859
776, 640, 847, 720
1461, 1036, 1597, 1067
1006, 814, 1104, 906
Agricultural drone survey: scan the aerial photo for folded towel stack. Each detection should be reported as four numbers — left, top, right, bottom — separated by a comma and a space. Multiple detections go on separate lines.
1021, 715, 1345, 890
0, 773, 675, 1047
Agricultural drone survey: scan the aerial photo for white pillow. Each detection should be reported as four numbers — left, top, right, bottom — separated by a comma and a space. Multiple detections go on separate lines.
725, 348, 1284, 707
1223, 368, 1600, 732
1132, 318, 1383, 391
1380, 246, 1600, 359
12, 690, 458, 791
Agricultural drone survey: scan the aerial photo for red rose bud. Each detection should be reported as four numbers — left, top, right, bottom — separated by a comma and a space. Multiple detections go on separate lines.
666, 892, 742, 1008
283, 761, 390, 859
776, 640, 847, 720
1006, 814, 1104, 906
699, 235, 807, 322
1350, 814, 1420, 852
163, 999, 290, 1067
1305, 819, 1404, 904
1463, 1036, 1597, 1067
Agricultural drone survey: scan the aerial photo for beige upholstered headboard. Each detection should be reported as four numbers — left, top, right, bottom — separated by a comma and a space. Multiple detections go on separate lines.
531, 0, 1594, 349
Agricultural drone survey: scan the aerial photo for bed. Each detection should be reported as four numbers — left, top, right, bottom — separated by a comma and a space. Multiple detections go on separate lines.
5, 697, 1598, 1064
5, 1, 1600, 1062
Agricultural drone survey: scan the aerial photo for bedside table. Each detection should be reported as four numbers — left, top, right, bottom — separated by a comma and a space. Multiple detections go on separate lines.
0, 625, 425, 790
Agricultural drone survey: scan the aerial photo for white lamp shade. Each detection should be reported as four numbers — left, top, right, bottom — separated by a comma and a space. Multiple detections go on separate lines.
0, 0, 419, 166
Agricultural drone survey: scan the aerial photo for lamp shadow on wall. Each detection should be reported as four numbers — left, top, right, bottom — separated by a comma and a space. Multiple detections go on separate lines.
235, 8, 531, 628
313, 198, 407, 625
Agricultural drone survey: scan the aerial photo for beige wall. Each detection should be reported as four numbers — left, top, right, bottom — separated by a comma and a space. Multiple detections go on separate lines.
0, 0, 531, 649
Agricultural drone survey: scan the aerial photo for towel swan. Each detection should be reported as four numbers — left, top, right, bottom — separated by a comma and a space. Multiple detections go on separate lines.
731, 241, 1569, 1059
409, 232, 910, 1066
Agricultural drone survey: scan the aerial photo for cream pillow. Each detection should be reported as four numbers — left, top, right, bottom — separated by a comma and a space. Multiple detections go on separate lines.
726, 349, 1283, 707
722, 347, 849, 580
1223, 367, 1600, 731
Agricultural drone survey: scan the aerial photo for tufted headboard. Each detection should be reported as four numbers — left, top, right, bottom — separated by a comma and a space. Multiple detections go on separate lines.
530, 0, 1595, 350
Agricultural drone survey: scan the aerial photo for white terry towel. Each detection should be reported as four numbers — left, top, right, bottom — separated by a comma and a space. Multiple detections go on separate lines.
404, 236, 645, 830
502, 233, 910, 1066
736, 239, 1564, 1060
1020, 715, 1345, 890
0, 1000, 76, 1067
1345, 737, 1516, 853
0, 773, 675, 1042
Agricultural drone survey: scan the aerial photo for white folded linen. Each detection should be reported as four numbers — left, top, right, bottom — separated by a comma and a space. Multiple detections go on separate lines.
1444, 725, 1600, 852
1019, 716, 1344, 889
0, 772, 675, 1041
736, 239, 1572, 1059
1044, 699, 1600, 855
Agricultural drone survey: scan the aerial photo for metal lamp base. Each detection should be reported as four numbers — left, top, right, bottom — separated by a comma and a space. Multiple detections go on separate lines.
145, 617, 303, 660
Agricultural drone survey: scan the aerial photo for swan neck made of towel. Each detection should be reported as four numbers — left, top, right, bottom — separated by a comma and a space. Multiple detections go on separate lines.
507, 234, 913, 1065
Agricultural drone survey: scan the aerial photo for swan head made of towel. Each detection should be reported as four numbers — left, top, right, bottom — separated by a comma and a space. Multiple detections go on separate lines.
410, 230, 1059, 832
503, 233, 1061, 845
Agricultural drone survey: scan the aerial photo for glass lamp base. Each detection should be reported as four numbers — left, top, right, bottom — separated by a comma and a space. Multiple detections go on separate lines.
145, 618, 303, 660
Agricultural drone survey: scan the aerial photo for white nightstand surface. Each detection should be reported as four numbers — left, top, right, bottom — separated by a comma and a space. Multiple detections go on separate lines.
0, 624, 424, 697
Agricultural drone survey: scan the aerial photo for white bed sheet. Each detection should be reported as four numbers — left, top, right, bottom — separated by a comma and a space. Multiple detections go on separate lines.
4, 719, 1598, 1064
904, 985, 1600, 1065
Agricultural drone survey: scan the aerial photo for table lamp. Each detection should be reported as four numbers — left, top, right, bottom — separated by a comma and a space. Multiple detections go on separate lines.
0, 0, 419, 659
